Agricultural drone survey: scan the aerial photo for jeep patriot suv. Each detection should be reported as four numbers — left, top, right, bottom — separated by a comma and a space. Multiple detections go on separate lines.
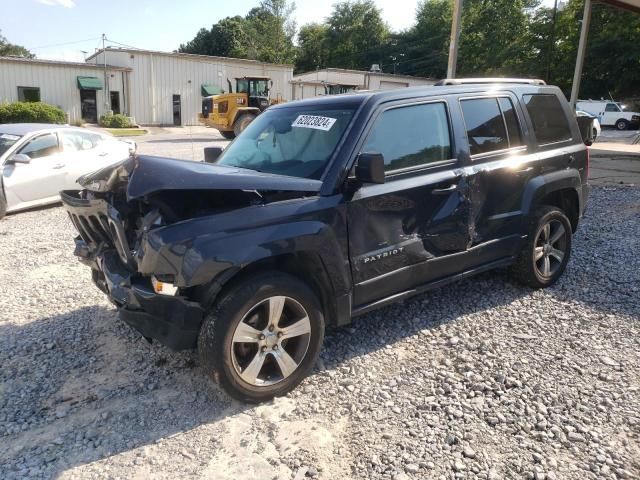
62, 79, 590, 402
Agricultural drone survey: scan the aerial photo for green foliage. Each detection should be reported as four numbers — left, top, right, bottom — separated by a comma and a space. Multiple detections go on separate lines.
178, 0, 296, 64
0, 30, 34, 58
99, 113, 132, 128
296, 23, 330, 73
0, 102, 65, 124
324, 1, 390, 70
180, 0, 640, 100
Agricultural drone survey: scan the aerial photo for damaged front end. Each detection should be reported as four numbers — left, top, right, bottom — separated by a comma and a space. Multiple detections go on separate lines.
61, 155, 321, 350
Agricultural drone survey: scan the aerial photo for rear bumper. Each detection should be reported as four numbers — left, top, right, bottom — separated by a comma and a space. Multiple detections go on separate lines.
96, 250, 204, 350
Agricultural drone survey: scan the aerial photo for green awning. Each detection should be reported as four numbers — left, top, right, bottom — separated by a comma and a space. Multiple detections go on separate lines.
77, 76, 103, 90
201, 84, 222, 96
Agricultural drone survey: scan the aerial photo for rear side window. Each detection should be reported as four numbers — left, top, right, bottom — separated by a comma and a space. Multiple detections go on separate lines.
362, 102, 452, 172
461, 98, 512, 155
523, 94, 572, 145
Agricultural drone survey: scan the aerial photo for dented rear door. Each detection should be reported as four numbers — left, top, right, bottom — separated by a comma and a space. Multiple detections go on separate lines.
347, 99, 472, 307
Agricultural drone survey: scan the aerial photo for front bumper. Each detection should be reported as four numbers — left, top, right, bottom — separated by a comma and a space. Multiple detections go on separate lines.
95, 250, 204, 350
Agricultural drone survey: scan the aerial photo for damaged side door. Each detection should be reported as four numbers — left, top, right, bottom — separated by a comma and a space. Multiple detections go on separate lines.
347, 99, 472, 307
457, 94, 533, 261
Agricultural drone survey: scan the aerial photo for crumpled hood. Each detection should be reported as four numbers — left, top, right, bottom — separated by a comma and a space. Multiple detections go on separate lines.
78, 155, 323, 199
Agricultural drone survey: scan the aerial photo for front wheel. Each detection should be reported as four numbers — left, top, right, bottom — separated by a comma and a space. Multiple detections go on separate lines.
198, 272, 325, 403
0, 189, 7, 220
233, 113, 257, 137
510, 206, 572, 288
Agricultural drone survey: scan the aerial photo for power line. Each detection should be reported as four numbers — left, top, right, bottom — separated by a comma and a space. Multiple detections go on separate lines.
30, 37, 99, 50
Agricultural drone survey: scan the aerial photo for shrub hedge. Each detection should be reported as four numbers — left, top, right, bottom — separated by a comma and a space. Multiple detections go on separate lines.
99, 113, 132, 128
0, 102, 66, 124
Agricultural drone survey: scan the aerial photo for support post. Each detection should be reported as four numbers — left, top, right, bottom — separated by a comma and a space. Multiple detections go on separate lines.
570, 0, 592, 107
447, 0, 463, 79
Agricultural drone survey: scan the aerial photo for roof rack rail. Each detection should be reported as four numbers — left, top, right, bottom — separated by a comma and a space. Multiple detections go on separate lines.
435, 78, 547, 86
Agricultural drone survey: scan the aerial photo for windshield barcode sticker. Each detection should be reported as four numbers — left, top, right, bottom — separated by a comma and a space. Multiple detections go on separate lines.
291, 115, 337, 131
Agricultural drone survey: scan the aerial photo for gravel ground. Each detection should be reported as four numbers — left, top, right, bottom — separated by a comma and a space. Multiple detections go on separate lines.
0, 186, 638, 480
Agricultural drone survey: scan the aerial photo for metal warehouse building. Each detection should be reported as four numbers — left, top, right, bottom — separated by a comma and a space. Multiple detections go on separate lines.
290, 68, 436, 100
0, 56, 130, 124
1, 48, 294, 126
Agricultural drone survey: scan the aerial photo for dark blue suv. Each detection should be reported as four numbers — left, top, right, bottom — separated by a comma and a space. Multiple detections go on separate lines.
62, 79, 590, 402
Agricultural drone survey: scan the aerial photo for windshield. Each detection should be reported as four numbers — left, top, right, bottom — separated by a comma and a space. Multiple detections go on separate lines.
0, 133, 21, 157
217, 106, 356, 180
237, 79, 269, 97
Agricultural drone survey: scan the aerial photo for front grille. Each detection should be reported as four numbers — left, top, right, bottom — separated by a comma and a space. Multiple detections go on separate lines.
61, 190, 135, 268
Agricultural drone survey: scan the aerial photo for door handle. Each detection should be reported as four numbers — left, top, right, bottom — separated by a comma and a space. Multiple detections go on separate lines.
98, 152, 108, 157
568, 155, 576, 165
515, 166, 534, 175
52, 163, 65, 169
432, 184, 458, 195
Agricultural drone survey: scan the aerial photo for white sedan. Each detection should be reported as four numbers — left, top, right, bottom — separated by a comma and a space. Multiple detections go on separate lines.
0, 124, 135, 218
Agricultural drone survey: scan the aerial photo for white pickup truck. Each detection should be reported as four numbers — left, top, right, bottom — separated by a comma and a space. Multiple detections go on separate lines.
576, 100, 640, 130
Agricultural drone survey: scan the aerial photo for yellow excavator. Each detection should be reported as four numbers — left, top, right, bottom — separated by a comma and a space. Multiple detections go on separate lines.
199, 76, 285, 139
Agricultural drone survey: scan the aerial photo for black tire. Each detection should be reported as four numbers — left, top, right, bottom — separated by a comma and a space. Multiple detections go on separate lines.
616, 119, 629, 131
198, 271, 325, 403
233, 113, 256, 137
592, 127, 598, 139
220, 130, 235, 140
510, 206, 572, 289
0, 189, 7, 220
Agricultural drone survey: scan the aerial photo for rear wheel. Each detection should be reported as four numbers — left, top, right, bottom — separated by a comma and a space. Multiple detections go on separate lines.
198, 272, 325, 403
616, 119, 630, 131
233, 113, 257, 137
510, 206, 572, 288
220, 130, 235, 140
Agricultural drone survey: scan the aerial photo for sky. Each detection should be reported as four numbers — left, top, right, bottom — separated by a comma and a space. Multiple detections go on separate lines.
2, 0, 558, 62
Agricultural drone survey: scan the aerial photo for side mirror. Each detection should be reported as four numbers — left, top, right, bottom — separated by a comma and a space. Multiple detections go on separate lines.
355, 152, 385, 184
8, 153, 31, 164
204, 146, 223, 163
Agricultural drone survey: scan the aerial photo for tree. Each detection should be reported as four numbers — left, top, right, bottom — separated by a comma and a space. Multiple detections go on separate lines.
456, 0, 540, 76
324, 0, 390, 70
397, 0, 453, 78
296, 23, 330, 73
0, 30, 34, 58
244, 0, 297, 63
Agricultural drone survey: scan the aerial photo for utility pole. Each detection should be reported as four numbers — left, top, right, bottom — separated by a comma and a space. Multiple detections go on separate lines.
545, 0, 559, 83
570, 0, 592, 107
447, 0, 463, 79
102, 33, 110, 112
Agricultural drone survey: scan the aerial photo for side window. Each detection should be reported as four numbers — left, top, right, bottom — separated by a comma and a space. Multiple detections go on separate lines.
61, 131, 102, 152
362, 102, 452, 172
461, 98, 508, 155
18, 133, 59, 159
523, 94, 572, 145
605, 103, 620, 112
498, 97, 523, 148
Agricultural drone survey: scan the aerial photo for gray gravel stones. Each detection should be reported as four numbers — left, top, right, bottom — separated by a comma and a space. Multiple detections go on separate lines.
0, 185, 639, 479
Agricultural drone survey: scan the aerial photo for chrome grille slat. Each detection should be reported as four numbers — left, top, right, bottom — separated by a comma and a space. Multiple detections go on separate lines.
60, 190, 136, 269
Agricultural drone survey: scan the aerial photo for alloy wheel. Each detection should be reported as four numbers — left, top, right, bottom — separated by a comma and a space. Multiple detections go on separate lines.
533, 219, 567, 278
230, 296, 311, 386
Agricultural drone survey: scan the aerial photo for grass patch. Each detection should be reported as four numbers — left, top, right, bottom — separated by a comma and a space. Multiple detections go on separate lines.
106, 128, 147, 137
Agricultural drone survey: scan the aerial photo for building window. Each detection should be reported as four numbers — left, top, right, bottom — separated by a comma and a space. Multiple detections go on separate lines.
18, 87, 41, 103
